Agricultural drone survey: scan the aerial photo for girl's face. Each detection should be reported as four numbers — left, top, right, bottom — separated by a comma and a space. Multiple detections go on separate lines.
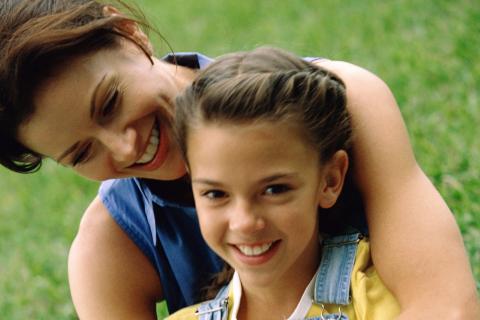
18, 40, 195, 181
188, 121, 329, 290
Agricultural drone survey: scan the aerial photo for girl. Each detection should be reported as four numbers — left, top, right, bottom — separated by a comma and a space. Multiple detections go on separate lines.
0, 0, 477, 318
169, 47, 399, 319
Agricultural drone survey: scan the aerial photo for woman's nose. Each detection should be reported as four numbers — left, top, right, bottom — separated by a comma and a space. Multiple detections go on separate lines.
229, 201, 266, 234
99, 128, 138, 165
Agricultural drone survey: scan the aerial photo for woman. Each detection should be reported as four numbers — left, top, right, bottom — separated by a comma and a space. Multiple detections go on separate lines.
0, 0, 477, 319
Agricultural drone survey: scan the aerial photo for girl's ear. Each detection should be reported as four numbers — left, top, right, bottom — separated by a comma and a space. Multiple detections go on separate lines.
317, 150, 349, 209
103, 6, 154, 56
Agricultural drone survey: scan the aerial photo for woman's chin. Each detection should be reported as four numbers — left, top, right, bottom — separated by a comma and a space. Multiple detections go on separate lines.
145, 159, 187, 181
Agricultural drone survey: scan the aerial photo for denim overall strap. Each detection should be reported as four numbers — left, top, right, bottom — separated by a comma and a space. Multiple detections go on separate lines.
307, 314, 349, 320
195, 285, 229, 320
314, 233, 363, 305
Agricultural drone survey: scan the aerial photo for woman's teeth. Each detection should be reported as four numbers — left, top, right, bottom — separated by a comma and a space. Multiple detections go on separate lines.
237, 242, 273, 256
136, 125, 159, 164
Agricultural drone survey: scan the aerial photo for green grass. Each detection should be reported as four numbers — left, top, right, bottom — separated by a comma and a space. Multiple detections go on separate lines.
1, 0, 478, 318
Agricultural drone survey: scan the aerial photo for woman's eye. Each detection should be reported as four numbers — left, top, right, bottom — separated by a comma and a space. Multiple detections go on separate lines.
264, 184, 291, 196
201, 190, 227, 200
72, 143, 92, 166
101, 88, 119, 118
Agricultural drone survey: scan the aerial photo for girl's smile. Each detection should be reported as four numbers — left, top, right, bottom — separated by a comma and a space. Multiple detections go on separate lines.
231, 240, 281, 266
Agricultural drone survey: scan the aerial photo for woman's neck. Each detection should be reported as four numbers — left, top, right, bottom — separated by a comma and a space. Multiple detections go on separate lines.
143, 176, 195, 206
154, 56, 199, 91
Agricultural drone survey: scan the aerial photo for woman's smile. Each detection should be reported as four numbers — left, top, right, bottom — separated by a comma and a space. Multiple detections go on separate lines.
135, 120, 160, 165
129, 118, 171, 172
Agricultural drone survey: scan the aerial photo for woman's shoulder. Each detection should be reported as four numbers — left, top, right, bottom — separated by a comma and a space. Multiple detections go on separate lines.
312, 59, 395, 106
69, 196, 163, 318
99, 177, 143, 198
98, 177, 153, 212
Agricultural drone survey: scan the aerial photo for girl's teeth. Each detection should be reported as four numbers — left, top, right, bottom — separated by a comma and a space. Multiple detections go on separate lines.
237, 243, 273, 256
136, 124, 160, 164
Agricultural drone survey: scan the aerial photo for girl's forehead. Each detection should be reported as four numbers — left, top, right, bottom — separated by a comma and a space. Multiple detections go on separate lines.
189, 120, 314, 157
187, 120, 323, 186
196, 118, 308, 145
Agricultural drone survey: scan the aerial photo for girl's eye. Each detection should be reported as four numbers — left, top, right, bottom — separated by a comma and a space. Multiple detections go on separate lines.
72, 143, 92, 167
201, 190, 228, 200
264, 184, 291, 196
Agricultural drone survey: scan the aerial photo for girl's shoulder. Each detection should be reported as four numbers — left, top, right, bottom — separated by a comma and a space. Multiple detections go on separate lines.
166, 304, 200, 320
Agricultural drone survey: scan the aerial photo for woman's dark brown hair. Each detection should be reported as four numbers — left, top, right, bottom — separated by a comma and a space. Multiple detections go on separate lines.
0, 0, 153, 173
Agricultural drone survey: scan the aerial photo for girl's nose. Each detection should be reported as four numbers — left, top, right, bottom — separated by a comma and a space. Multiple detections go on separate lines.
99, 127, 138, 165
229, 201, 266, 234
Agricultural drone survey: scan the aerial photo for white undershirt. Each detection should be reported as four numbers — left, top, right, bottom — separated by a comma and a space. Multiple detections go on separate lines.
230, 272, 242, 319
230, 271, 316, 320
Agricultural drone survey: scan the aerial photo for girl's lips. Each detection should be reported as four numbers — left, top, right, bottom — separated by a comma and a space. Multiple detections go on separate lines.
231, 240, 281, 266
236, 242, 273, 256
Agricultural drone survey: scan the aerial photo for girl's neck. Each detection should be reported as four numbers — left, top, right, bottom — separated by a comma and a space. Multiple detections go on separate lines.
238, 244, 321, 320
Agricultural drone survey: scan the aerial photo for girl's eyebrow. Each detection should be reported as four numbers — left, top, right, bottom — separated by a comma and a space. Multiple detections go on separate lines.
259, 173, 298, 184
191, 178, 222, 186
191, 173, 298, 186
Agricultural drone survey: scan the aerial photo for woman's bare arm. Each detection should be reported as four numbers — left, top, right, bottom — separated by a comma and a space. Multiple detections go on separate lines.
316, 60, 479, 318
68, 196, 162, 319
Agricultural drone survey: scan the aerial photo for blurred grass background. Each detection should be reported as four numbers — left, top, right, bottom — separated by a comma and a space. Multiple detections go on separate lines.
0, 0, 478, 318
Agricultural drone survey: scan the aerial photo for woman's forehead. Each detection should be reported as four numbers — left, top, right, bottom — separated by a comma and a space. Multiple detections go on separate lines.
20, 54, 107, 156
42, 41, 142, 86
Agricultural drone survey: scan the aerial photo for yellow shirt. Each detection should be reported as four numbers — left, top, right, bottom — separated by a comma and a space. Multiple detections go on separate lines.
167, 238, 400, 319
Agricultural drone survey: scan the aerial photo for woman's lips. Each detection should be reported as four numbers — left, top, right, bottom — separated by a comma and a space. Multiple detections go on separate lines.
136, 122, 159, 164
131, 120, 170, 171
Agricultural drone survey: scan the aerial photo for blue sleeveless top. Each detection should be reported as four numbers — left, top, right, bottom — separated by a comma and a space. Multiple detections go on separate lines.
98, 52, 368, 314
100, 177, 223, 313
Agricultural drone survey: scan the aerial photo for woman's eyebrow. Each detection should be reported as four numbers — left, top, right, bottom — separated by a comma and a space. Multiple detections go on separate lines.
89, 73, 108, 119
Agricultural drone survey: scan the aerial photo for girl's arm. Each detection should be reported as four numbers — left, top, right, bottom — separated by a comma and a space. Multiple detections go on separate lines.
316, 60, 479, 318
68, 196, 162, 319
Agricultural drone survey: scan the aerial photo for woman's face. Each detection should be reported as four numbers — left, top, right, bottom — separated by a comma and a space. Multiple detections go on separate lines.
18, 41, 193, 181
